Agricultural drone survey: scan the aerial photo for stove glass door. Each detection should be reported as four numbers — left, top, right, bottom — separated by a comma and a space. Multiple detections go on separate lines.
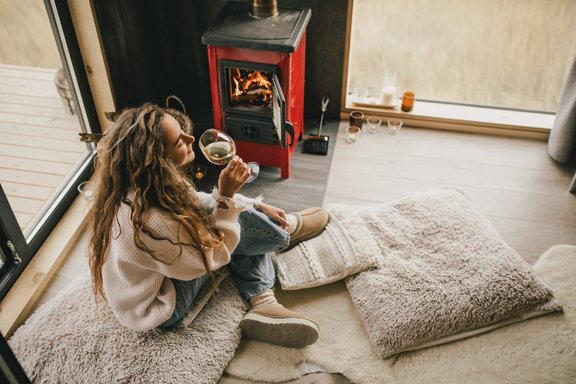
225, 66, 273, 115
271, 74, 286, 147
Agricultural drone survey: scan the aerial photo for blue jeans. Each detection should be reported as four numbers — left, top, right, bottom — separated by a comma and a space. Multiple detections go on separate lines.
159, 206, 289, 328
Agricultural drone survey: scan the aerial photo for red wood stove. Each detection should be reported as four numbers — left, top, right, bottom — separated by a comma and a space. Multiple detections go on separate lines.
202, 1, 311, 178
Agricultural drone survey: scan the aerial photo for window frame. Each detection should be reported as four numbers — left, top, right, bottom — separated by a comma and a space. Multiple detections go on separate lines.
0, 331, 31, 384
340, 0, 555, 139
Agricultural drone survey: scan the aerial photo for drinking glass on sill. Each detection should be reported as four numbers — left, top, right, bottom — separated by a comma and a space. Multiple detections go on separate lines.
353, 87, 369, 102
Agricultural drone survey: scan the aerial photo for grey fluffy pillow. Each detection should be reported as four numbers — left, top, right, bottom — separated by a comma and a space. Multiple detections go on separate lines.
344, 188, 563, 359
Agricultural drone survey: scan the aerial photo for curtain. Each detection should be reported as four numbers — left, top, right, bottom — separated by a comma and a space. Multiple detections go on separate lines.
548, 55, 576, 193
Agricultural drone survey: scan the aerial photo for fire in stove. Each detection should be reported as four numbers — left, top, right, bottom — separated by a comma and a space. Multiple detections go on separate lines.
229, 68, 273, 107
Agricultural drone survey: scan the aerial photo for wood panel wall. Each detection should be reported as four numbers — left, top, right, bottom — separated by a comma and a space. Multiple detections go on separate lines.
91, 0, 348, 127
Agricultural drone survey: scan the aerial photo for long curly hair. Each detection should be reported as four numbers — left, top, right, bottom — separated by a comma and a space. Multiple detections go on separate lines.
87, 103, 222, 300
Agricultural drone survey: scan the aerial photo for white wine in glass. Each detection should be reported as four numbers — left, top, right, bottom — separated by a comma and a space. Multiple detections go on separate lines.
198, 129, 259, 183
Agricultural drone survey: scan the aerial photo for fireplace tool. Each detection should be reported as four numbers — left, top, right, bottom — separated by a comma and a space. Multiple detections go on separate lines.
303, 96, 330, 156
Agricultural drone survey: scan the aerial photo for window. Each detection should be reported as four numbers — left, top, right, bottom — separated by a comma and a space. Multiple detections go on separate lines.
0, 0, 99, 300
344, 0, 576, 130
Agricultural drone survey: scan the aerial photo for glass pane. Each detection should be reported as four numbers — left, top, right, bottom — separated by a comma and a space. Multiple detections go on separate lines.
0, 247, 5, 271
0, 0, 91, 238
348, 0, 576, 112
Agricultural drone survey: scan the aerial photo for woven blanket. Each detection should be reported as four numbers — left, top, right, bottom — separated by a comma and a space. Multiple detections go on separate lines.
273, 210, 382, 290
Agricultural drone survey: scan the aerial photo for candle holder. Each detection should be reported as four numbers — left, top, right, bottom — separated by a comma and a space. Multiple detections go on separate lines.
77, 181, 94, 201
349, 110, 364, 130
367, 116, 382, 133
401, 92, 415, 112
387, 118, 403, 135
345, 125, 361, 143
192, 164, 208, 181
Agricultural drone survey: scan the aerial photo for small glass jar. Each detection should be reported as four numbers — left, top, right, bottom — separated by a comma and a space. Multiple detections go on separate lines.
349, 110, 364, 130
345, 125, 361, 143
401, 91, 415, 112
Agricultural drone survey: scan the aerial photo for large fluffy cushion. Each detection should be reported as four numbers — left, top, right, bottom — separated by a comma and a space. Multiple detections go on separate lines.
9, 270, 246, 384
344, 188, 563, 359
272, 209, 382, 290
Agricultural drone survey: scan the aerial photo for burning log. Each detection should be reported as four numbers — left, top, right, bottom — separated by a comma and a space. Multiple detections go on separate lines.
246, 86, 269, 95
231, 92, 269, 106
231, 68, 272, 103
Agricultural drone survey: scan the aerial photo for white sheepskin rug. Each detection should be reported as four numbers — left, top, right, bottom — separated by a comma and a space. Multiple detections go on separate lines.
226, 245, 576, 384
9, 274, 246, 384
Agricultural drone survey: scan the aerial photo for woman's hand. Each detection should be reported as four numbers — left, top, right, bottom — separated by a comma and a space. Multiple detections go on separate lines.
218, 155, 250, 198
257, 202, 290, 230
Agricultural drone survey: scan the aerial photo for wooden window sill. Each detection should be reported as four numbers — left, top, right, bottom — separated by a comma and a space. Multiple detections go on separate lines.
0, 196, 90, 337
342, 98, 553, 140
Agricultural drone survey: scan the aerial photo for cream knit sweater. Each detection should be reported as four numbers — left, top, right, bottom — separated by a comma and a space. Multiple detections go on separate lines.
102, 190, 255, 332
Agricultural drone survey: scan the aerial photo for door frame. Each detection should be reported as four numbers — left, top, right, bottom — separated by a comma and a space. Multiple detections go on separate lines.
0, 0, 100, 300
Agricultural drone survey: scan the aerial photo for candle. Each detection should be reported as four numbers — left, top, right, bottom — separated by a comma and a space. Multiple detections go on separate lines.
381, 86, 396, 105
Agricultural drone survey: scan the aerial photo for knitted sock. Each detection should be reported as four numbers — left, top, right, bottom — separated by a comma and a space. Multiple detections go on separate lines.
286, 214, 299, 234
249, 289, 278, 309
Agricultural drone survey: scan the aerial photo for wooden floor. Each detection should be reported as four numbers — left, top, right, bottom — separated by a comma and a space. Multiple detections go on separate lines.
325, 122, 576, 265
31, 120, 576, 384
0, 64, 86, 234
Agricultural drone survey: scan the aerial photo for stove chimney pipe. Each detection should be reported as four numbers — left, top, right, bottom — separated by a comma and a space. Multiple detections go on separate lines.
249, 0, 278, 19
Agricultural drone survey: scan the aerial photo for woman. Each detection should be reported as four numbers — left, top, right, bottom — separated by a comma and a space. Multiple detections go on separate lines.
86, 103, 328, 348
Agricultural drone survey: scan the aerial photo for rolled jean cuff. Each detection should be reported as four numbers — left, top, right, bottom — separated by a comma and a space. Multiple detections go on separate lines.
234, 207, 290, 255
242, 282, 276, 301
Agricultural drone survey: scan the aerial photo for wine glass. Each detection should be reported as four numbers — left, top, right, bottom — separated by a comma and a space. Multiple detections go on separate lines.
198, 129, 259, 183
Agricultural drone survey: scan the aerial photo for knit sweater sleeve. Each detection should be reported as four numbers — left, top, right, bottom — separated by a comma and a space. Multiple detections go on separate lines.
196, 188, 263, 209
102, 195, 244, 331
123, 198, 243, 280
